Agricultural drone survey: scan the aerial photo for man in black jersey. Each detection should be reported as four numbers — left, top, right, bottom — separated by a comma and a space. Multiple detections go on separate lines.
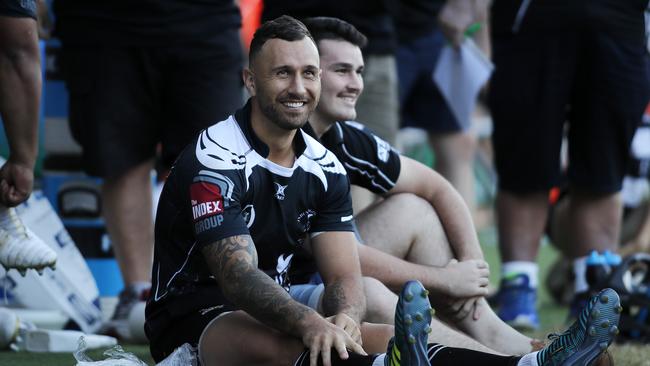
293, 16, 532, 356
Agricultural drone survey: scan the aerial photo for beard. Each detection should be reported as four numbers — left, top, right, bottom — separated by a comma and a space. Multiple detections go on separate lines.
260, 98, 314, 131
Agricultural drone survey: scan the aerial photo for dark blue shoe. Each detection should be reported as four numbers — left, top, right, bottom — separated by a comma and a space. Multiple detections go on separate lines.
497, 273, 540, 330
537, 288, 621, 366
385, 280, 433, 366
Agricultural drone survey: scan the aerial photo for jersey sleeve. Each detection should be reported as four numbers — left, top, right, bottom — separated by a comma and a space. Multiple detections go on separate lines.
309, 156, 354, 234
337, 121, 401, 194
188, 169, 250, 248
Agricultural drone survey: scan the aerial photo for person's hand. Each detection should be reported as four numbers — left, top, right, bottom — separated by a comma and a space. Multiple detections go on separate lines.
434, 295, 481, 321
0, 159, 34, 207
438, 0, 476, 47
442, 259, 490, 298
326, 313, 362, 345
301, 317, 366, 366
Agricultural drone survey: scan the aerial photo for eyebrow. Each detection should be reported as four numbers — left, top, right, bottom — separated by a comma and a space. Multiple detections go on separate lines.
270, 65, 320, 73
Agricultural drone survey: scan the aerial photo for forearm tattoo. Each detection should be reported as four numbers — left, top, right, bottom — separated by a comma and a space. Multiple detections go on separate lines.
201, 235, 312, 334
322, 280, 365, 323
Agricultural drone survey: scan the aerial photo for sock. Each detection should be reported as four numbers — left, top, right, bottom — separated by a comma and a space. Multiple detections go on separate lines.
294, 350, 377, 366
516, 351, 538, 366
427, 343, 521, 366
573, 256, 588, 293
502, 261, 538, 288
371, 354, 385, 366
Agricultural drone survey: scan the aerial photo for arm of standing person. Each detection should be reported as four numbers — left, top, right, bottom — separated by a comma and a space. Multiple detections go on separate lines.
311, 231, 366, 343
438, 0, 491, 53
0, 16, 41, 206
201, 234, 366, 366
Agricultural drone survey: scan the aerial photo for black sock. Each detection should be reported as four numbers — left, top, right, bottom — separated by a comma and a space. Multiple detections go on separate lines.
427, 343, 522, 366
294, 350, 378, 366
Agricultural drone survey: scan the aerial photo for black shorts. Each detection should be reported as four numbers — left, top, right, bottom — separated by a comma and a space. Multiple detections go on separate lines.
489, 30, 650, 193
61, 30, 243, 179
398, 28, 459, 133
146, 305, 232, 363
0, 0, 36, 18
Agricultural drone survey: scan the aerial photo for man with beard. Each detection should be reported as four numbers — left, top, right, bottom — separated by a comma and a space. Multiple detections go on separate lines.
144, 15, 620, 366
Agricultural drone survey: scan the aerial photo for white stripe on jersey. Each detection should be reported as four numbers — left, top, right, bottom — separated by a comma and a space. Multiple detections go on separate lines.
337, 123, 397, 193
153, 242, 199, 302
195, 117, 249, 171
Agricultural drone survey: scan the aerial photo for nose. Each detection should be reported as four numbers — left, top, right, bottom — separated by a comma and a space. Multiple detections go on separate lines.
348, 72, 363, 93
289, 74, 307, 96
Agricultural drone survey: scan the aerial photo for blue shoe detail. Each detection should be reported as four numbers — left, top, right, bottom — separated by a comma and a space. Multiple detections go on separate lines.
497, 274, 540, 330
537, 288, 621, 366
385, 280, 432, 366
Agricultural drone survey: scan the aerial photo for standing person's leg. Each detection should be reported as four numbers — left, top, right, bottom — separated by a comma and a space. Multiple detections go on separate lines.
62, 45, 164, 336
489, 30, 578, 330
563, 29, 650, 313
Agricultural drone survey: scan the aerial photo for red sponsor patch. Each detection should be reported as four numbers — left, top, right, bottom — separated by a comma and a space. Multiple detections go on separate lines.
190, 182, 224, 221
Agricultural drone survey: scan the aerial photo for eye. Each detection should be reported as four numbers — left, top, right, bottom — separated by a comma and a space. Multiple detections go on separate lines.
304, 70, 318, 79
336, 68, 348, 75
277, 69, 289, 77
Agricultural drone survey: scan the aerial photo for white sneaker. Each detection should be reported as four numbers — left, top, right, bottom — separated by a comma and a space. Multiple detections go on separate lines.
0, 207, 57, 275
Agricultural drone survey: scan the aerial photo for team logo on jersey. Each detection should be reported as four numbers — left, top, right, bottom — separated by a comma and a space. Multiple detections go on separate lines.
374, 135, 391, 163
274, 182, 288, 200
274, 253, 294, 291
297, 209, 316, 232
190, 181, 224, 221
242, 204, 256, 228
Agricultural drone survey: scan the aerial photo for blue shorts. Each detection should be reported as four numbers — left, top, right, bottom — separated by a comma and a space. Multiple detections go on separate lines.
398, 29, 460, 133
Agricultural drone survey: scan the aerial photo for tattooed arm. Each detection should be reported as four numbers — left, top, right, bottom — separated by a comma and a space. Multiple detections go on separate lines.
201, 234, 316, 335
201, 234, 366, 364
311, 231, 366, 325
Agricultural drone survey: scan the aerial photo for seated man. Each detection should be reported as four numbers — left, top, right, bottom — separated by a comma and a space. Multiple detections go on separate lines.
288, 16, 534, 355
144, 15, 620, 366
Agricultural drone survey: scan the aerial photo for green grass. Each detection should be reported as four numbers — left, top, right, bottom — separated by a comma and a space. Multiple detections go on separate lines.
1, 230, 648, 365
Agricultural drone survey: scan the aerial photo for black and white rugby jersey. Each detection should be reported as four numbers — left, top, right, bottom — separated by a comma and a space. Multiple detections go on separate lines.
317, 121, 401, 194
289, 121, 403, 285
146, 100, 354, 323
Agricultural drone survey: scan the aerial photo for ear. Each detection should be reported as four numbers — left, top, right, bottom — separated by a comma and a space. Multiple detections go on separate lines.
243, 68, 256, 97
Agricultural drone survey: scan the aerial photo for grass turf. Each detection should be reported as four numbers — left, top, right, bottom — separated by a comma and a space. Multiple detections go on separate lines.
1, 232, 648, 365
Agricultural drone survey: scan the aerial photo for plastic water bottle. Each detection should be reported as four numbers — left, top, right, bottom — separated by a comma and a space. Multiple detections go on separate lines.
586, 250, 608, 291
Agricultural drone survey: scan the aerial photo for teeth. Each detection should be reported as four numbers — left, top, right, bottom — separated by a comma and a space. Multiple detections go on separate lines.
284, 102, 304, 108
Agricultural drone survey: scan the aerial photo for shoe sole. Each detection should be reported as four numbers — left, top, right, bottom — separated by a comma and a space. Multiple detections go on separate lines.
559, 288, 621, 366
393, 281, 433, 366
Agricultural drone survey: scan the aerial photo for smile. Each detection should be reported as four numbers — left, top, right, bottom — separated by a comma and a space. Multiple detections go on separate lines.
283, 101, 306, 108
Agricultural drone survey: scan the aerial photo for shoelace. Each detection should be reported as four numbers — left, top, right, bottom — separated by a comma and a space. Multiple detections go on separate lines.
539, 298, 594, 363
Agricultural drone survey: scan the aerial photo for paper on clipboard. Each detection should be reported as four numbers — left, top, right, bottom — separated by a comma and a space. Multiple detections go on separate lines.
433, 38, 494, 130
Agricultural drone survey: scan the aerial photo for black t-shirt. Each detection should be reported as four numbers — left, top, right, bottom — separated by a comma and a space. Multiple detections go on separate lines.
146, 100, 354, 333
319, 121, 401, 194
53, 0, 241, 46
262, 0, 397, 55
395, 0, 445, 43
0, 0, 36, 18
491, 0, 647, 39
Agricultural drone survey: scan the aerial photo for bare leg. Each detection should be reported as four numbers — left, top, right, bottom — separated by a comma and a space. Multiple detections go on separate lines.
429, 131, 477, 217
102, 158, 155, 285
566, 190, 621, 258
496, 191, 548, 262
357, 193, 535, 355
199, 311, 306, 366
362, 277, 501, 354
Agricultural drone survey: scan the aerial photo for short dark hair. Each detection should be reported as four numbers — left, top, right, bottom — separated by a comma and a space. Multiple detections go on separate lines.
249, 15, 315, 65
302, 17, 368, 50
